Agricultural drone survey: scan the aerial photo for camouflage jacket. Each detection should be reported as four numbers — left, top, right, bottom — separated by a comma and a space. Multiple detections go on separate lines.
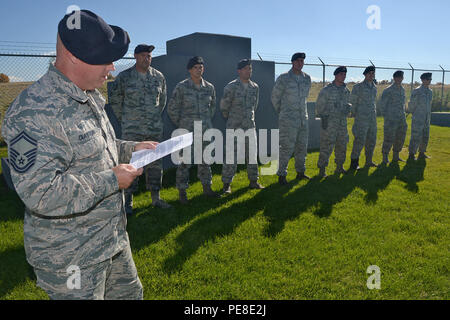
1, 64, 136, 271
167, 77, 216, 132
271, 69, 311, 126
408, 85, 433, 122
109, 65, 166, 140
350, 80, 377, 121
379, 83, 406, 121
315, 81, 351, 121
220, 78, 259, 129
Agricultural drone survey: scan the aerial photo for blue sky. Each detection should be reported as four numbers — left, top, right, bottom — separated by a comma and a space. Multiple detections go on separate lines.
1, 0, 449, 83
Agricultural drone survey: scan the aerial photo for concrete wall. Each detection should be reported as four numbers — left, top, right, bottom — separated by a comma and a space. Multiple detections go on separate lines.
108, 32, 320, 169
431, 112, 450, 127
2, 32, 322, 191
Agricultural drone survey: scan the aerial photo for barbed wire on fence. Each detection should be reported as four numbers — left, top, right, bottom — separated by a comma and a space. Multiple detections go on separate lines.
0, 52, 449, 118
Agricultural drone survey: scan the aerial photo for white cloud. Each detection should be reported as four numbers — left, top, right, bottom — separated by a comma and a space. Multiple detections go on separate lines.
8, 75, 25, 82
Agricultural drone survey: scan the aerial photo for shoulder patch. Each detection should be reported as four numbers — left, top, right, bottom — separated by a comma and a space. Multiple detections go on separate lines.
9, 131, 38, 173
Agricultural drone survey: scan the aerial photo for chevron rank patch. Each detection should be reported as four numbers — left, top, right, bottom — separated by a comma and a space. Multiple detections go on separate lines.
9, 131, 38, 173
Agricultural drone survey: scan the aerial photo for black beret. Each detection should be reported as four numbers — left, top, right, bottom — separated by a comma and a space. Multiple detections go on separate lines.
291, 52, 306, 62
363, 66, 376, 75
58, 9, 130, 65
393, 70, 404, 78
420, 72, 432, 80
134, 44, 155, 54
334, 66, 347, 75
237, 59, 251, 70
187, 56, 204, 70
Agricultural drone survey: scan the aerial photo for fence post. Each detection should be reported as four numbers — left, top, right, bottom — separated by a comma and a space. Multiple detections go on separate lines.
408, 63, 415, 96
439, 65, 445, 112
318, 57, 325, 87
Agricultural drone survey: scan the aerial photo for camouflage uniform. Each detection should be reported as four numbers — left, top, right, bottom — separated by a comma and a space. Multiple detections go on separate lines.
109, 65, 166, 206
379, 83, 407, 156
1, 64, 142, 299
350, 80, 378, 162
408, 85, 433, 154
167, 78, 216, 190
220, 78, 259, 184
316, 81, 351, 169
271, 69, 311, 176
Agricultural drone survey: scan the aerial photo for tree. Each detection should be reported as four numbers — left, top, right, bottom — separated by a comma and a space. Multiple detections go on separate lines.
0, 73, 9, 83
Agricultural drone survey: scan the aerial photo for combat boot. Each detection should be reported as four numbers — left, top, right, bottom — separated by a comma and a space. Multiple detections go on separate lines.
392, 152, 405, 162
418, 152, 431, 159
249, 180, 265, 189
296, 172, 311, 180
124, 193, 133, 216
349, 158, 360, 171
151, 190, 172, 209
203, 184, 220, 197
179, 189, 188, 205
318, 167, 327, 178
334, 164, 347, 175
278, 176, 288, 185
222, 183, 232, 194
382, 153, 389, 165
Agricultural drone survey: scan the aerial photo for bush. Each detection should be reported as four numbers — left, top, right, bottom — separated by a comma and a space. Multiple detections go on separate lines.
0, 73, 9, 83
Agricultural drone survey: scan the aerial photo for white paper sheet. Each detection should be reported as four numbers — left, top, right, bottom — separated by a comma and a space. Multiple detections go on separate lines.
130, 132, 193, 169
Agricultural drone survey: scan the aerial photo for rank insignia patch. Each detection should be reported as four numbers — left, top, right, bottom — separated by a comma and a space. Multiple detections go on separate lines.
9, 131, 38, 173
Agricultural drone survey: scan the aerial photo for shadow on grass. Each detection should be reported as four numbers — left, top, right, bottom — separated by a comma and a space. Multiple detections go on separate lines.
127, 164, 259, 252
396, 158, 427, 192
0, 157, 428, 293
0, 174, 24, 223
161, 158, 427, 274
0, 247, 35, 298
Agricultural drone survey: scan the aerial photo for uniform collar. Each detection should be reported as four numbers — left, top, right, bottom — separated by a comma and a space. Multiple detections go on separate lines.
363, 79, 375, 87
48, 64, 89, 104
132, 64, 153, 77
188, 77, 206, 88
331, 80, 346, 89
288, 68, 305, 79
237, 77, 254, 88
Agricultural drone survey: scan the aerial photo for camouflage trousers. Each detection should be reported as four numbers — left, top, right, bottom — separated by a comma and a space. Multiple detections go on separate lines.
124, 134, 162, 198
350, 117, 377, 160
277, 120, 309, 176
33, 242, 143, 300
409, 117, 430, 154
317, 119, 348, 168
222, 128, 259, 184
176, 142, 212, 190
125, 160, 163, 197
382, 118, 407, 155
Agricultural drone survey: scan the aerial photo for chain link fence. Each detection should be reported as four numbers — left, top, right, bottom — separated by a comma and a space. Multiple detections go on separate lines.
1, 53, 449, 146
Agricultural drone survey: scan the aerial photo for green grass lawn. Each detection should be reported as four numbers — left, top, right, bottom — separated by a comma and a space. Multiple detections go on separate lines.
0, 118, 449, 300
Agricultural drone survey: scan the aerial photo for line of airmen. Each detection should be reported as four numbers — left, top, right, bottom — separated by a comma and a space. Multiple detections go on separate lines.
110, 45, 433, 213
